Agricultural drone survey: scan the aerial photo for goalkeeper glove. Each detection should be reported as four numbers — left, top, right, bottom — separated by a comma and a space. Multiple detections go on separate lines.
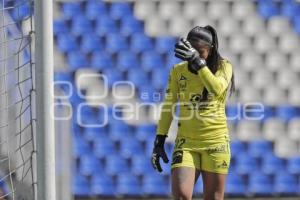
151, 135, 169, 173
174, 38, 206, 74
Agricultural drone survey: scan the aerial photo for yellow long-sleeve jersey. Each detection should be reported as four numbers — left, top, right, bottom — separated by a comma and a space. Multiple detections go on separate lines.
157, 59, 233, 142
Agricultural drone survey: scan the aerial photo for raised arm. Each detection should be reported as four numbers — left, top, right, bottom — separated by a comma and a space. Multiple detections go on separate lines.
198, 61, 233, 97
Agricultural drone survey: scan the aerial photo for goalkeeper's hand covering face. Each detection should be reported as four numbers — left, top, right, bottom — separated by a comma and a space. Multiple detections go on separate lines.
186, 26, 214, 60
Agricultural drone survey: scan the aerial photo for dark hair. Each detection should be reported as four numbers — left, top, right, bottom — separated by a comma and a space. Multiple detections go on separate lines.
189, 25, 235, 101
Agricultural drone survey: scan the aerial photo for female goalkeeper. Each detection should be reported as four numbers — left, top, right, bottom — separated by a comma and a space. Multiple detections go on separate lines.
151, 25, 235, 200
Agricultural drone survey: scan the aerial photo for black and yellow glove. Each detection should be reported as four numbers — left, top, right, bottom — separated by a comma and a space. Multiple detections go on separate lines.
151, 135, 169, 173
174, 38, 206, 74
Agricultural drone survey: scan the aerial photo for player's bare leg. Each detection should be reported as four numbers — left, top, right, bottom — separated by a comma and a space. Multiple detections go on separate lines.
171, 167, 200, 200
201, 170, 226, 200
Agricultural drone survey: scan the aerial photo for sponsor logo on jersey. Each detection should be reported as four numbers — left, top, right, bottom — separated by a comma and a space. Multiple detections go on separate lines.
206, 144, 227, 154
185, 94, 210, 111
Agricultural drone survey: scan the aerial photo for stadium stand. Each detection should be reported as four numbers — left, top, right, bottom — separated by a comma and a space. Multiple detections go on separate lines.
51, 0, 300, 198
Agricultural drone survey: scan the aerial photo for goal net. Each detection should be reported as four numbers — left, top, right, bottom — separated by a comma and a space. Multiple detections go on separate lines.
0, 0, 36, 199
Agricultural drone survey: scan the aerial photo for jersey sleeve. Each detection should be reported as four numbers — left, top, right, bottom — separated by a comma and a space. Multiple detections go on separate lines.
156, 67, 179, 136
197, 61, 233, 97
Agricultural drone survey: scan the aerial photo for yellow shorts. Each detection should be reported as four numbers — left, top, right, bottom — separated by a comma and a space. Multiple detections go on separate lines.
171, 136, 231, 174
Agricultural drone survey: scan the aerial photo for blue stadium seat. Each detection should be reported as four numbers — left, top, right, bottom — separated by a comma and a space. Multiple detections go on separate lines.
71, 15, 93, 36
261, 153, 285, 175
69, 90, 85, 107
97, 108, 107, 128
73, 174, 90, 196
79, 103, 96, 116
54, 72, 73, 82
110, 2, 132, 20
293, 16, 300, 35
119, 138, 144, 158
142, 173, 170, 196
62, 2, 82, 19
54, 72, 73, 95
160, 162, 171, 176
105, 154, 130, 175
79, 154, 103, 176
131, 155, 155, 175
93, 137, 116, 158
230, 140, 246, 158
68, 51, 89, 70
235, 153, 258, 175
116, 173, 142, 196
276, 105, 299, 122
81, 34, 103, 53
145, 137, 155, 157
193, 179, 204, 195
106, 33, 129, 53
102, 68, 124, 87
131, 33, 154, 53
137, 85, 160, 103
248, 172, 273, 195
281, 0, 300, 18
127, 68, 150, 86
226, 174, 246, 195
85, 1, 107, 20
54, 20, 69, 35
116, 51, 139, 72
165, 52, 183, 70
155, 37, 176, 54
91, 51, 113, 70
135, 124, 156, 142
91, 173, 115, 196
106, 106, 123, 124
109, 120, 133, 142
261, 105, 275, 121
287, 156, 300, 175
83, 127, 106, 142
244, 104, 274, 122
226, 105, 241, 124
257, 1, 280, 19
95, 15, 118, 36
248, 140, 273, 158
57, 34, 79, 53
141, 51, 164, 71
77, 104, 99, 126
151, 68, 168, 90
274, 172, 298, 194
12, 0, 31, 21
73, 136, 92, 158
120, 16, 143, 36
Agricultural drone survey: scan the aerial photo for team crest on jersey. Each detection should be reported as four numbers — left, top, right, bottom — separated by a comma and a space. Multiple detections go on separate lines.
179, 74, 187, 81
179, 74, 187, 91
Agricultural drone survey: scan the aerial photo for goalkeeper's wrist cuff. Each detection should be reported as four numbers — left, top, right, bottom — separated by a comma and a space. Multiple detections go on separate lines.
194, 58, 206, 69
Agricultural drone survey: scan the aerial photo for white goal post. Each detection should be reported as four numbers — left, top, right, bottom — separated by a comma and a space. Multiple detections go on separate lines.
34, 0, 56, 200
